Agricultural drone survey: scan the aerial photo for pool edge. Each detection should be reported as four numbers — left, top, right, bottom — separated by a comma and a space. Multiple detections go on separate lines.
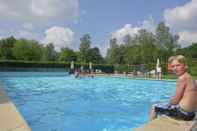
0, 84, 32, 131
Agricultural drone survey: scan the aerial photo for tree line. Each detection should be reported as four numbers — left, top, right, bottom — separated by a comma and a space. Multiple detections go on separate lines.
0, 22, 197, 66
0, 34, 104, 64
106, 22, 197, 66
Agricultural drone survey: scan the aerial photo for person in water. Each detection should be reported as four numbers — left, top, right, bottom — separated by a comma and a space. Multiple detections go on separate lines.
150, 55, 197, 121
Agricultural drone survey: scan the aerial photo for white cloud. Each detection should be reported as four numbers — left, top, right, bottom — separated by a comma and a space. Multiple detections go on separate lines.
111, 24, 140, 45
164, 0, 197, 47
42, 26, 74, 52
178, 31, 197, 47
141, 16, 155, 33
111, 16, 156, 45
164, 0, 197, 31
0, 0, 78, 51
0, 0, 79, 26
17, 30, 39, 40
23, 23, 34, 30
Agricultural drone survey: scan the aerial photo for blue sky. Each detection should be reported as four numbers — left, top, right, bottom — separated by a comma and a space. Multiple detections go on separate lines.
0, 0, 196, 56
72, 0, 190, 54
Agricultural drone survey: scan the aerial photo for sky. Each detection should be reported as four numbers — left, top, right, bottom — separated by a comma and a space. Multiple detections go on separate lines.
0, 0, 197, 56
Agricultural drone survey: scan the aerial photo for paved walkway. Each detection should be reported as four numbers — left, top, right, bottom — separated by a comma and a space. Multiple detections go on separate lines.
0, 86, 31, 131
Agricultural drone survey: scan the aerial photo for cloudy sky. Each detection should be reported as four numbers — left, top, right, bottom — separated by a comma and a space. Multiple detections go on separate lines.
0, 0, 196, 56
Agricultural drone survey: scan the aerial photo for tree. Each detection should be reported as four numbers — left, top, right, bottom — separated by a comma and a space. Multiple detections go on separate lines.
12, 39, 42, 61
106, 38, 124, 64
176, 43, 197, 59
155, 22, 179, 61
79, 34, 91, 63
59, 48, 77, 62
123, 45, 141, 64
0, 36, 16, 60
136, 29, 158, 63
123, 34, 133, 45
187, 43, 197, 58
87, 47, 104, 64
42, 43, 57, 61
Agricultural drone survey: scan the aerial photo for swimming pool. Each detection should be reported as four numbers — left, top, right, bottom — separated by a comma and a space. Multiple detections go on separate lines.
0, 72, 176, 131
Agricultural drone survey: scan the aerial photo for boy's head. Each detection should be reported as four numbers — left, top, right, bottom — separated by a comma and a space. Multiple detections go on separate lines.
169, 55, 188, 76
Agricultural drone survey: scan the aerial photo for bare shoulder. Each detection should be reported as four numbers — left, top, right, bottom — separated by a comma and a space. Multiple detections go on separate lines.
177, 73, 193, 89
181, 73, 197, 89
179, 73, 192, 81
178, 73, 189, 83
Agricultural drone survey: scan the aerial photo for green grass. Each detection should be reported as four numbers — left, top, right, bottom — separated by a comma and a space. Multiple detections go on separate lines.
192, 75, 197, 80
162, 74, 177, 80
163, 74, 197, 80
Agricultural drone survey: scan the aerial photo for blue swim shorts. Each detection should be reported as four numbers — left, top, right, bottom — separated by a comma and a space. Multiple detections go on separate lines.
154, 103, 195, 121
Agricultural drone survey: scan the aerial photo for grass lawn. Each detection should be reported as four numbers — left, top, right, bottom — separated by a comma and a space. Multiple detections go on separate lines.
192, 75, 197, 80
162, 74, 177, 80
163, 74, 197, 80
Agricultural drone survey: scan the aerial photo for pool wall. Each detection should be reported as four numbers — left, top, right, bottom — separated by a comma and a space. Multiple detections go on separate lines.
0, 84, 31, 131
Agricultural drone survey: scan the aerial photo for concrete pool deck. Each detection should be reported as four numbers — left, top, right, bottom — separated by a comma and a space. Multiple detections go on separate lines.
134, 115, 197, 131
0, 86, 31, 131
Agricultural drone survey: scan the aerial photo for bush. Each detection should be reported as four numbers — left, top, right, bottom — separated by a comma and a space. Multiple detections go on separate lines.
0, 60, 114, 73
188, 61, 197, 76
0, 60, 68, 68
93, 64, 114, 73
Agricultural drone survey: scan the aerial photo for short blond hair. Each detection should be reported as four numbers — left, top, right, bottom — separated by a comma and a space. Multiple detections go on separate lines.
168, 56, 176, 64
168, 55, 187, 65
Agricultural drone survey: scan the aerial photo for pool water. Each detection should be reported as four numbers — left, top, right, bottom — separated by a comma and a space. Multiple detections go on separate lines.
0, 72, 176, 131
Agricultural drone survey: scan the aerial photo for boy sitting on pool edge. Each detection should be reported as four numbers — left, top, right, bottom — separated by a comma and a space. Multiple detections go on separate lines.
150, 55, 197, 121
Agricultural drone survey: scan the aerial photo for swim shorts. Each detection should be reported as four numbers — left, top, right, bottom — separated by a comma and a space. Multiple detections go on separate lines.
154, 103, 195, 121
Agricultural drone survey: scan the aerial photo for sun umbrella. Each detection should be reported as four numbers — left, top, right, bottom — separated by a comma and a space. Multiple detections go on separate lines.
70, 61, 74, 70
89, 62, 92, 70
156, 58, 160, 68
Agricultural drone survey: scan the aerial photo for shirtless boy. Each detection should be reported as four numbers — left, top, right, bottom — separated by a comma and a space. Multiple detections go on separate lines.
150, 55, 197, 121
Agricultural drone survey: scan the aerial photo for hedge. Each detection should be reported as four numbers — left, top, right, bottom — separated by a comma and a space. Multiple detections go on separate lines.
0, 60, 196, 75
0, 60, 114, 73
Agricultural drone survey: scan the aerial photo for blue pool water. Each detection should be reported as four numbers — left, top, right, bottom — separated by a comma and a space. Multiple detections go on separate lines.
0, 72, 176, 131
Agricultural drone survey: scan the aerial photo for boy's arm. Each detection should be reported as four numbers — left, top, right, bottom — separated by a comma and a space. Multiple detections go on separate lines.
169, 78, 186, 105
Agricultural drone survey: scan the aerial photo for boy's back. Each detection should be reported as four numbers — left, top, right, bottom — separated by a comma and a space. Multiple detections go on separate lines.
179, 72, 197, 112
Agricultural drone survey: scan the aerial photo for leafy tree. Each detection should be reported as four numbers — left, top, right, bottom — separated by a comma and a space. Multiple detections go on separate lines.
123, 45, 141, 64
59, 47, 77, 62
87, 47, 104, 64
136, 29, 158, 63
155, 22, 179, 61
42, 43, 57, 61
186, 43, 197, 58
12, 39, 42, 61
0, 36, 16, 60
106, 38, 124, 64
79, 34, 91, 63
123, 34, 133, 45
176, 43, 197, 59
